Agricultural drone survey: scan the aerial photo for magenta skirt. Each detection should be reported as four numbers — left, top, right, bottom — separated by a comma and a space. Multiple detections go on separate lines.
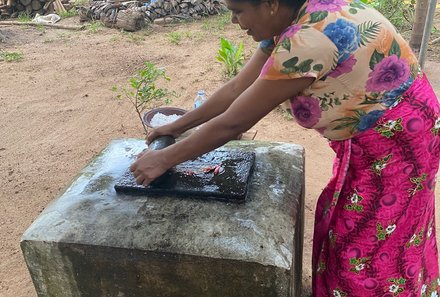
313, 75, 440, 297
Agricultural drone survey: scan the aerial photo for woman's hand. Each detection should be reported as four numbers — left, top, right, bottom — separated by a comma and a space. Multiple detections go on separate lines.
146, 124, 180, 144
130, 149, 170, 186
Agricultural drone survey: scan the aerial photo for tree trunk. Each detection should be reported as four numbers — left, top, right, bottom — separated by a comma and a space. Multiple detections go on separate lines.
116, 10, 145, 31
31, 0, 41, 11
410, 0, 429, 52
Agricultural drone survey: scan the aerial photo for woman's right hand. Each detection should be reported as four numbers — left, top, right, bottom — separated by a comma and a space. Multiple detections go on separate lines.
146, 124, 181, 144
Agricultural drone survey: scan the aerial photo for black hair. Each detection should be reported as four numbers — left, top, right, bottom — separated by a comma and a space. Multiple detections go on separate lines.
230, 0, 307, 11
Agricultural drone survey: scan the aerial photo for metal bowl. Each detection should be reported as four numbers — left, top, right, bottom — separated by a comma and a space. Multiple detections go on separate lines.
143, 107, 187, 128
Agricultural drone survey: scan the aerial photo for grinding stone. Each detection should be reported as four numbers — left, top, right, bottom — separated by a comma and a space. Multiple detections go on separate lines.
114, 149, 256, 203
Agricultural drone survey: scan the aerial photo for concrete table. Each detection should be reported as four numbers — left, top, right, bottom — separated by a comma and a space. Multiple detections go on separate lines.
21, 139, 305, 297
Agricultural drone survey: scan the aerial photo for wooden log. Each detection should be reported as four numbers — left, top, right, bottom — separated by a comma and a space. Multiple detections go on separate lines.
0, 20, 85, 30
115, 9, 144, 31
431, 36, 440, 45
53, 0, 66, 13
25, 4, 32, 14
42, 0, 53, 10
31, 0, 41, 10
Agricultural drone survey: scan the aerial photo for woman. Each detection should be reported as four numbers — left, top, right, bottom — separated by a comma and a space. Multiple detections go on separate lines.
130, 0, 440, 295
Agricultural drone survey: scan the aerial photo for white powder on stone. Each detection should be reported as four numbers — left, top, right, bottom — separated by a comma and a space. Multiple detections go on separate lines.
150, 112, 182, 127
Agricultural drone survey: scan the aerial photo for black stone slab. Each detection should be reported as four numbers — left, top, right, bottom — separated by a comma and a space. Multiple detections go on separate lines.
114, 149, 256, 202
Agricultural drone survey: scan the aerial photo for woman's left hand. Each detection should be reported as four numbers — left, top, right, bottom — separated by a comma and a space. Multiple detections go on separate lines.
129, 150, 170, 186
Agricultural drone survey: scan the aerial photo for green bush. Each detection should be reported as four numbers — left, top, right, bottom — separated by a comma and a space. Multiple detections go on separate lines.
113, 62, 173, 134
360, 0, 415, 31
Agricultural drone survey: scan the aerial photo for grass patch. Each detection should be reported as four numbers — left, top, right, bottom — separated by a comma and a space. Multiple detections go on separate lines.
86, 21, 104, 33
17, 12, 32, 23
59, 8, 78, 18
0, 51, 24, 62
167, 31, 182, 45
123, 32, 146, 44
201, 12, 231, 31
35, 24, 45, 32
362, 0, 414, 31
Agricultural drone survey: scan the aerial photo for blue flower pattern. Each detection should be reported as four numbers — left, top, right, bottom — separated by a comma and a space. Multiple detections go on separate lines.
323, 19, 361, 63
357, 110, 384, 131
381, 77, 414, 107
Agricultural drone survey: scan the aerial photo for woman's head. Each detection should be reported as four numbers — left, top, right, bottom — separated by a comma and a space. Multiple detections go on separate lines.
226, 0, 306, 41
232, 0, 306, 10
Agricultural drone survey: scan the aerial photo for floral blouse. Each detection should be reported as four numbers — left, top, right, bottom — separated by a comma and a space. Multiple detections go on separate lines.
259, 0, 421, 140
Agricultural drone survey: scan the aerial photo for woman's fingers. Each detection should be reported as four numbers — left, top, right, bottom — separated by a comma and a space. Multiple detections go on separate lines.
135, 175, 145, 185
146, 130, 158, 144
130, 149, 169, 186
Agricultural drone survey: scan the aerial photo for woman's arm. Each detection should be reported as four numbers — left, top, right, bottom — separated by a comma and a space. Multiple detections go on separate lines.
131, 75, 315, 186
147, 48, 270, 142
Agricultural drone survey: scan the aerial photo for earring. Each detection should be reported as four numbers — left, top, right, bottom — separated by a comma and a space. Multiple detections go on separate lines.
270, 10, 274, 15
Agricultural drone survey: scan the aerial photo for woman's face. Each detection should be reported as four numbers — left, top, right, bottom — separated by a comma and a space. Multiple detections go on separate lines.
226, 0, 276, 42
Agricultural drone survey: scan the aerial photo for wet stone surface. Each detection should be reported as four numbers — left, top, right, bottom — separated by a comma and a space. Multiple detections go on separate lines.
21, 139, 305, 297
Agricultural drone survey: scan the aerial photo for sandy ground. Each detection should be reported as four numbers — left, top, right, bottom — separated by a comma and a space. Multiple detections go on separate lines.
1, 14, 440, 296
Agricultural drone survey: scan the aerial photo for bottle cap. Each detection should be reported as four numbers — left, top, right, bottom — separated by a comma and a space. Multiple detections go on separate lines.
197, 90, 205, 95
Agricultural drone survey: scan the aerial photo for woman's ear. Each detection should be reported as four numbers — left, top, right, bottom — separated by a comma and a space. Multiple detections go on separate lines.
266, 0, 280, 15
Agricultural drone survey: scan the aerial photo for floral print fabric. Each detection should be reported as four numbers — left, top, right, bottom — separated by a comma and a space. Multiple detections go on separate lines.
313, 75, 440, 296
259, 0, 420, 140
258, 1, 440, 295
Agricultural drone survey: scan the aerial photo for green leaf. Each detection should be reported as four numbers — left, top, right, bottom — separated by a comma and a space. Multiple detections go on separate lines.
383, 154, 392, 162
217, 51, 228, 62
310, 11, 328, 23
297, 6, 307, 20
280, 67, 299, 74
282, 56, 299, 68
216, 38, 245, 77
355, 205, 363, 212
313, 64, 323, 72
369, 49, 385, 70
333, 120, 358, 130
298, 59, 313, 73
350, 1, 366, 9
358, 21, 381, 46
353, 109, 366, 117
220, 38, 232, 50
349, 8, 357, 14
388, 39, 401, 58
281, 38, 291, 52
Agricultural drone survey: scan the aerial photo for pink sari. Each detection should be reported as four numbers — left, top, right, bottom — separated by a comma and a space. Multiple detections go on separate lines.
313, 75, 440, 296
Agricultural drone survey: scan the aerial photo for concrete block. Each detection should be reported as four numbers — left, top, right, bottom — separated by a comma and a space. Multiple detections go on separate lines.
21, 139, 305, 297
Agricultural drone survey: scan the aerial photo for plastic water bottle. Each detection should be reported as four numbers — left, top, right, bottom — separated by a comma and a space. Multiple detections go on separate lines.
193, 90, 207, 109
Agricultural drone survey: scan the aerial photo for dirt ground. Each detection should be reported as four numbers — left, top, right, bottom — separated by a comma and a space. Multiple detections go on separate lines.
1, 12, 440, 297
